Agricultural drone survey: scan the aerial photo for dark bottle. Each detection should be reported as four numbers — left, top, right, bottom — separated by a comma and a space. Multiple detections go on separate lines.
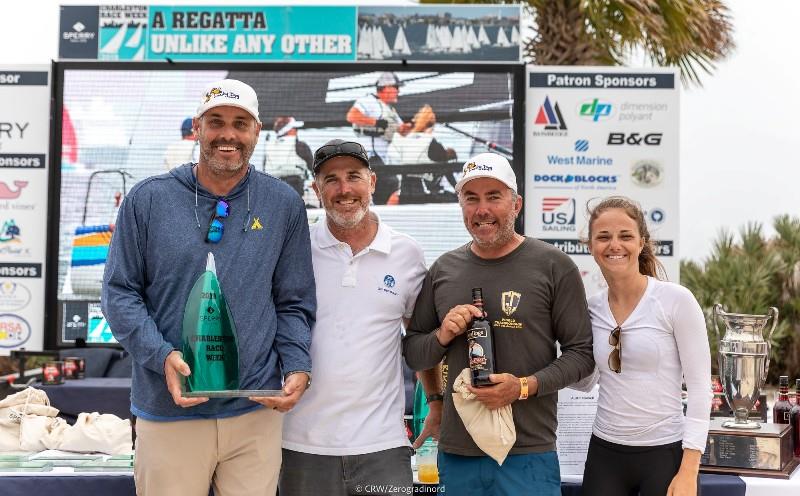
773, 375, 792, 424
466, 287, 496, 387
791, 379, 800, 457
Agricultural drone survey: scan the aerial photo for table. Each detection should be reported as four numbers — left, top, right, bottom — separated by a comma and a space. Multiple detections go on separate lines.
0, 475, 134, 495
35, 378, 132, 423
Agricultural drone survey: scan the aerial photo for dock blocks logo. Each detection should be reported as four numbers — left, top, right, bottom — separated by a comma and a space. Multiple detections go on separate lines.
542, 197, 576, 232
533, 96, 567, 135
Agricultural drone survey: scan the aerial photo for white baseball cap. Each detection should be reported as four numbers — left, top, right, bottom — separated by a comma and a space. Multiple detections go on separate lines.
195, 79, 260, 123
455, 152, 517, 194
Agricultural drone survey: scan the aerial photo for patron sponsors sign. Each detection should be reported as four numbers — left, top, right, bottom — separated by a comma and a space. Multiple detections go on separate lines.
526, 66, 679, 294
0, 65, 48, 353
59, 5, 522, 62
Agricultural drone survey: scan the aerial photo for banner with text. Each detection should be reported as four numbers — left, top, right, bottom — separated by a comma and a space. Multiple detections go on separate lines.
58, 4, 521, 62
525, 67, 680, 297
0, 66, 50, 353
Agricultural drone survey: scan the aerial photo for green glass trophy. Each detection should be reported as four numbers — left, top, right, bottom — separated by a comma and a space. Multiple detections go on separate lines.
181, 253, 282, 398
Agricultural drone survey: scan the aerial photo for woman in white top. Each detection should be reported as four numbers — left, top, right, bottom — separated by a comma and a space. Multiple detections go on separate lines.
581, 196, 711, 496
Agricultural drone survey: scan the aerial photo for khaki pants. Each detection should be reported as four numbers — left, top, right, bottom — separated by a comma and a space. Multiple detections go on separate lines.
135, 407, 282, 496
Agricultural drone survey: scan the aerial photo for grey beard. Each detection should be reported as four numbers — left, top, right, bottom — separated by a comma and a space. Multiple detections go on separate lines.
326, 202, 368, 229
470, 218, 516, 251
200, 143, 256, 175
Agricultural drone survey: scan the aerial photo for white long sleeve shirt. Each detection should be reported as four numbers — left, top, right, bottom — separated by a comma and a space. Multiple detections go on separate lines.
587, 277, 712, 451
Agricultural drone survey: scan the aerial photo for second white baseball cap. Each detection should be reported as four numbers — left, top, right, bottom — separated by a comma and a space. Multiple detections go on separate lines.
455, 152, 517, 194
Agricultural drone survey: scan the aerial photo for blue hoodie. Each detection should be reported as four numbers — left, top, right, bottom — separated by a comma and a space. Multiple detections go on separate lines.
102, 163, 315, 420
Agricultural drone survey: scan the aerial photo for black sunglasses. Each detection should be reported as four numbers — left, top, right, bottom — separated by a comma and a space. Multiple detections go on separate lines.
608, 326, 622, 373
313, 141, 369, 171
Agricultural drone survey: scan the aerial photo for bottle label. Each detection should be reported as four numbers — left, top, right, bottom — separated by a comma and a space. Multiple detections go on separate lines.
468, 340, 488, 369
467, 328, 487, 339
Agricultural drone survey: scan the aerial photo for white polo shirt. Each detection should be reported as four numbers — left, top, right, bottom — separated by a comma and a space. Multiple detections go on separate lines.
282, 215, 426, 456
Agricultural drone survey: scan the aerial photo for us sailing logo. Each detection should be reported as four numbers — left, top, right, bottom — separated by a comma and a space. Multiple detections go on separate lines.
541, 197, 576, 232
533, 96, 567, 136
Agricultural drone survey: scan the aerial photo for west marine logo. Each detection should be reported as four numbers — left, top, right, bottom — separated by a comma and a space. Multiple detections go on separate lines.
501, 291, 521, 317
534, 96, 567, 130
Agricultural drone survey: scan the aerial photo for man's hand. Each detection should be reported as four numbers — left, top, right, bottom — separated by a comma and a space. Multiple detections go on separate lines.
436, 304, 484, 346
250, 372, 310, 413
398, 122, 413, 136
412, 400, 442, 449
164, 351, 208, 408
467, 373, 524, 410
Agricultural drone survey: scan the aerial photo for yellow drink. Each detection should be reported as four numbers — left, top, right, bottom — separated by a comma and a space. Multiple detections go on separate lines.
418, 464, 439, 484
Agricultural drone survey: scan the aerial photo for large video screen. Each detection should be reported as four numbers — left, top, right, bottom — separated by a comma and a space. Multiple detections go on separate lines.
51, 62, 522, 344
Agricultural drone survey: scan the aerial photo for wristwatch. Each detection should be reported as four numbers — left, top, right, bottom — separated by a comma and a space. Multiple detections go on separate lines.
285, 371, 312, 389
426, 393, 444, 403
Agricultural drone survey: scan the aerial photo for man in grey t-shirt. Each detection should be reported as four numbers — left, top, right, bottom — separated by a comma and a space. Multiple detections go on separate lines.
402, 152, 594, 496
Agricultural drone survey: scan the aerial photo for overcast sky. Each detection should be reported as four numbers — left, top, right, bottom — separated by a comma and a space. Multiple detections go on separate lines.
2, 0, 797, 263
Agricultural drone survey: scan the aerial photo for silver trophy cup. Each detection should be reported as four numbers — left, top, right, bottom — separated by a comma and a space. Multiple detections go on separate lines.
713, 303, 778, 429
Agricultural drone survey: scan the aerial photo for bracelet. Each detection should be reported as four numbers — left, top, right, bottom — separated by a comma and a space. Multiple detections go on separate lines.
285, 371, 312, 389
518, 376, 529, 400
426, 393, 444, 403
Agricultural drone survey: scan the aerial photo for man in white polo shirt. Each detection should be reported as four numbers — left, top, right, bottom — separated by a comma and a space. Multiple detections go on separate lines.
280, 139, 432, 496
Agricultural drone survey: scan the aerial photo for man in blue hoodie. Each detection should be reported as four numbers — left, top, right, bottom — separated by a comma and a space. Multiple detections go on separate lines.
102, 79, 315, 496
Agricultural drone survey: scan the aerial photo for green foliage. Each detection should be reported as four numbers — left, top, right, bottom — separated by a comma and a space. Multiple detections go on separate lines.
422, 0, 734, 87
681, 218, 800, 383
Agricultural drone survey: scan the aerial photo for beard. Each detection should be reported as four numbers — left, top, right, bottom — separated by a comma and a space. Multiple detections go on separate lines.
198, 137, 256, 176
468, 213, 517, 252
323, 194, 371, 229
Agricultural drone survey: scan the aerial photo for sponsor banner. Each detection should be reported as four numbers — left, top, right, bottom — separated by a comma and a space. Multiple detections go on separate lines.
146, 6, 356, 61
530, 72, 675, 89
526, 66, 679, 295
59, 5, 100, 59
59, 5, 522, 63
540, 238, 674, 257
0, 65, 48, 353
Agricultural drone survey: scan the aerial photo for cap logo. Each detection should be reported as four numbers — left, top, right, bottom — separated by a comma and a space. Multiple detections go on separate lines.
204, 87, 240, 104
463, 162, 493, 174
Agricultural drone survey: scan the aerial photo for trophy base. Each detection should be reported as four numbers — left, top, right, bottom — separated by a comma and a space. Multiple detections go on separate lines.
701, 457, 799, 480
182, 389, 284, 398
700, 418, 796, 478
721, 419, 762, 429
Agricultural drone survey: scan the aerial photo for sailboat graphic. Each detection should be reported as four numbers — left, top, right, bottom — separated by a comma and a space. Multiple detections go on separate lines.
133, 45, 146, 60
125, 23, 143, 48
100, 22, 128, 54
393, 25, 411, 55
496, 27, 511, 47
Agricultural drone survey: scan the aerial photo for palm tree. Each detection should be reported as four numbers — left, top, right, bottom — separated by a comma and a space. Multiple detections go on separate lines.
681, 218, 800, 382
422, 0, 735, 85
